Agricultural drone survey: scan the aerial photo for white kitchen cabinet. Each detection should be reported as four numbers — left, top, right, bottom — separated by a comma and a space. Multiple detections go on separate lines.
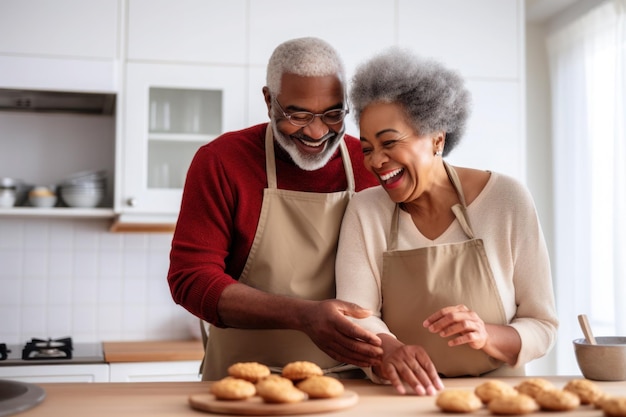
0, 0, 119, 92
115, 62, 246, 222
109, 361, 201, 382
126, 0, 246, 64
0, 0, 119, 221
0, 0, 118, 59
0, 364, 110, 383
0, 56, 118, 93
0, 362, 200, 383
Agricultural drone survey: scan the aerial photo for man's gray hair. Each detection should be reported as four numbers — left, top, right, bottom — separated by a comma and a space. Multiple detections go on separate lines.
350, 47, 471, 156
266, 37, 346, 96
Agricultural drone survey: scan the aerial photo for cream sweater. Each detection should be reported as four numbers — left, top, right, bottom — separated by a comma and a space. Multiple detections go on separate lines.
335, 171, 559, 368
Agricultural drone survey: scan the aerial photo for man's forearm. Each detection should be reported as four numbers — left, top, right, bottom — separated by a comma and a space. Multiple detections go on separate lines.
216, 282, 313, 330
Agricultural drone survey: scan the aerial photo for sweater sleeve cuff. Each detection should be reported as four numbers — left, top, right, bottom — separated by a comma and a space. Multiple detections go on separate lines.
508, 322, 553, 367
204, 279, 238, 328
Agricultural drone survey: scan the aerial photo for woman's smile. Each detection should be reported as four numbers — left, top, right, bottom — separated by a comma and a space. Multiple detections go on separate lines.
379, 168, 405, 187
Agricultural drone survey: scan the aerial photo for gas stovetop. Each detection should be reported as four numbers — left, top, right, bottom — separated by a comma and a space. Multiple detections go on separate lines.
0, 337, 104, 366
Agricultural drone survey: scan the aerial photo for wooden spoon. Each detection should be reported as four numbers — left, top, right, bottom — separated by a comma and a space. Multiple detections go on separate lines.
578, 314, 597, 345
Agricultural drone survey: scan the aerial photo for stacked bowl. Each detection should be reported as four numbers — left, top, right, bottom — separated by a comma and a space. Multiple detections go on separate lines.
59, 170, 106, 208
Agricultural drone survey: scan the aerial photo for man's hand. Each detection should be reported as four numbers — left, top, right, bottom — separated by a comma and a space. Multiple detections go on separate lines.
299, 299, 383, 367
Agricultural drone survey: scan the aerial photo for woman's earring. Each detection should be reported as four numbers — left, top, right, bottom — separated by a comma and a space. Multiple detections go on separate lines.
434, 150, 443, 157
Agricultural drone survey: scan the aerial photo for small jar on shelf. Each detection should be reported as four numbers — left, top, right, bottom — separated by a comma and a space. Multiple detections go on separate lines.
0, 178, 18, 208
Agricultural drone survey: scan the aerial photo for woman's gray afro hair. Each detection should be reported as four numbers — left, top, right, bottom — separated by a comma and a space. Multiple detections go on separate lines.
350, 48, 471, 156
266, 37, 346, 96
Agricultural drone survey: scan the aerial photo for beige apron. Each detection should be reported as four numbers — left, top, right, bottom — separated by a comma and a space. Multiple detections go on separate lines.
381, 162, 523, 377
201, 125, 356, 380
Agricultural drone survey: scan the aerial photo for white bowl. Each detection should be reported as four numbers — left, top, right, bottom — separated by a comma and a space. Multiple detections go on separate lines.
29, 195, 57, 208
61, 189, 104, 196
61, 191, 103, 208
63, 170, 107, 184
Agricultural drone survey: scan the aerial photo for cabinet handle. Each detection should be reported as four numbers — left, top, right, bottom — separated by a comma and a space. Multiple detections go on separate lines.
126, 197, 137, 207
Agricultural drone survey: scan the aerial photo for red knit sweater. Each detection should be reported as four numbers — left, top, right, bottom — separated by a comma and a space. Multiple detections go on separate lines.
167, 123, 378, 326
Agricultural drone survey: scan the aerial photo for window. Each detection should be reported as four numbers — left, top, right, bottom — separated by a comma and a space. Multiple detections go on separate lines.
547, 0, 626, 374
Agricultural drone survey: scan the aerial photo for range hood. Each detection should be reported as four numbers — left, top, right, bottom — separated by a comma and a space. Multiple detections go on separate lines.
0, 88, 115, 115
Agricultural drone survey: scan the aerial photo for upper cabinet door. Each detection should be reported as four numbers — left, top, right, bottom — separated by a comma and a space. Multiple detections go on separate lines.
118, 62, 246, 216
126, 0, 247, 64
0, 0, 119, 92
397, 0, 521, 79
0, 0, 118, 59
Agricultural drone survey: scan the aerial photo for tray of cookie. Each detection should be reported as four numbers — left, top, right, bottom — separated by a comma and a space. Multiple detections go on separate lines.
435, 377, 626, 416
188, 361, 358, 415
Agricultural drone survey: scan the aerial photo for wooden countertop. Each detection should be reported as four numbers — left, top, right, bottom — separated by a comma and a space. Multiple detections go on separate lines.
19, 376, 626, 417
103, 340, 204, 363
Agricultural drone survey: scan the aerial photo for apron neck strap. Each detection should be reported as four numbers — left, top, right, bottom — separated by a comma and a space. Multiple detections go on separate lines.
264, 124, 354, 191
443, 161, 467, 207
390, 204, 401, 251
340, 139, 355, 192
265, 124, 278, 189
443, 161, 475, 239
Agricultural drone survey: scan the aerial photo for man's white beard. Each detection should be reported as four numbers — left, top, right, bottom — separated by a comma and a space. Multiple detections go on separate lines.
270, 119, 344, 171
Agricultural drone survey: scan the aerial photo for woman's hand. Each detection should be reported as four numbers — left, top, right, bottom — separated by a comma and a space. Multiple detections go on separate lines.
423, 304, 488, 350
374, 334, 444, 395
423, 304, 522, 366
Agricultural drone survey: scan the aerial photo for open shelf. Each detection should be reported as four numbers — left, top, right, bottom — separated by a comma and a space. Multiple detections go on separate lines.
0, 207, 115, 218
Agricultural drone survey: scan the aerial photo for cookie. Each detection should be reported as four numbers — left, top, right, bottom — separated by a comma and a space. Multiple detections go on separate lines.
436, 390, 483, 413
475, 380, 518, 404
282, 361, 323, 381
563, 378, 603, 405
488, 394, 539, 415
256, 374, 294, 392
515, 378, 555, 399
296, 375, 345, 399
255, 374, 306, 403
602, 397, 626, 417
596, 393, 614, 409
210, 376, 256, 400
227, 361, 271, 383
535, 388, 580, 411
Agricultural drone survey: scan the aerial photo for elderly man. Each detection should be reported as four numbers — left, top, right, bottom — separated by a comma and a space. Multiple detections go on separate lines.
168, 37, 382, 380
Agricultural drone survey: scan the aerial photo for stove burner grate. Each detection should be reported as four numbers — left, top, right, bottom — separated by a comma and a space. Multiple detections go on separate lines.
22, 337, 73, 360
0, 343, 9, 361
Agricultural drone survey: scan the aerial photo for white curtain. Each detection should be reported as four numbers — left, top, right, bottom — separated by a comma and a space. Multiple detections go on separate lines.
547, 0, 626, 374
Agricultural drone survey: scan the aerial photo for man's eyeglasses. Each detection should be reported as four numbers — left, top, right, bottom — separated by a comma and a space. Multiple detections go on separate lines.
273, 98, 349, 127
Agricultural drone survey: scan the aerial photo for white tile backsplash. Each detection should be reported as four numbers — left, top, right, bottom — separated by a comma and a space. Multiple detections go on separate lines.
47, 280, 72, 306
0, 279, 20, 306
0, 250, 23, 278
0, 307, 19, 336
0, 217, 197, 344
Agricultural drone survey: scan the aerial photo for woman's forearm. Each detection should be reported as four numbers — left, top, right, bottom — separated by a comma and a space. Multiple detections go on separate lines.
482, 324, 522, 365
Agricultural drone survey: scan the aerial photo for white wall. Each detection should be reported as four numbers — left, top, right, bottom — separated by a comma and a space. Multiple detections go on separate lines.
525, 21, 557, 376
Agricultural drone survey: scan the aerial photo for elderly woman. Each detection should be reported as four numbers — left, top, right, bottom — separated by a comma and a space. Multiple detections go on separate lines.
335, 48, 558, 395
